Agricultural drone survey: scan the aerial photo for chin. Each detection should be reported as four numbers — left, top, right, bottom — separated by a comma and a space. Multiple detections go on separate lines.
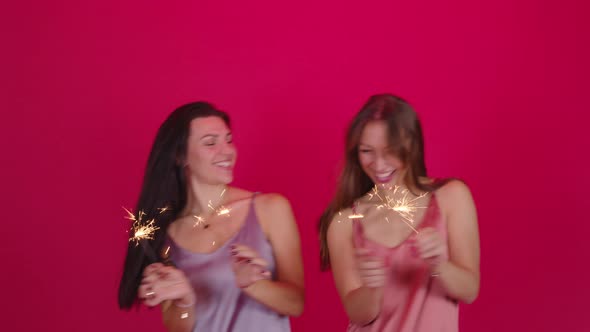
220, 175, 233, 184
202, 175, 233, 186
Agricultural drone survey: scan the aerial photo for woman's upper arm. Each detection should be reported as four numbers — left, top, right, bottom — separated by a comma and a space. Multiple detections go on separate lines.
257, 193, 304, 288
326, 211, 363, 301
440, 180, 480, 277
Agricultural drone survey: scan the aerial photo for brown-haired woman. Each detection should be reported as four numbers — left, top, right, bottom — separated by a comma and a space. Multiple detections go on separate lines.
318, 94, 480, 331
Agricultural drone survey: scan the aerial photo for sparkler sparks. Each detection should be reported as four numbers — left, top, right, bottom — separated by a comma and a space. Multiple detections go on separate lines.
192, 215, 206, 227
370, 185, 427, 233
347, 185, 427, 234
123, 207, 160, 245
122, 207, 161, 263
192, 187, 231, 228
157, 206, 170, 214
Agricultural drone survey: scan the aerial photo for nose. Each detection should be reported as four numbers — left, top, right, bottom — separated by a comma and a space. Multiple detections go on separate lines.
374, 155, 388, 171
220, 140, 235, 155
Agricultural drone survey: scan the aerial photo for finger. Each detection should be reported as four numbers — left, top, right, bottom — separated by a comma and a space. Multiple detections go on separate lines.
232, 250, 264, 261
415, 239, 435, 253
419, 227, 436, 235
232, 257, 250, 269
234, 260, 264, 274
232, 255, 269, 269
358, 260, 385, 270
417, 243, 436, 258
143, 293, 163, 307
355, 248, 373, 256
360, 272, 386, 279
356, 255, 381, 264
231, 246, 260, 259
230, 244, 255, 253
356, 253, 382, 265
138, 283, 156, 299
359, 271, 386, 280
143, 263, 165, 277
140, 273, 160, 285
420, 246, 444, 260
363, 276, 386, 288
356, 256, 383, 266
359, 265, 386, 274
414, 233, 436, 248
247, 257, 268, 267
420, 241, 446, 260
418, 236, 443, 254
158, 266, 185, 279
415, 227, 435, 241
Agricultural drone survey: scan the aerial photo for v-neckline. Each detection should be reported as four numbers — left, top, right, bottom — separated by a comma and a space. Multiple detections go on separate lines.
167, 195, 257, 256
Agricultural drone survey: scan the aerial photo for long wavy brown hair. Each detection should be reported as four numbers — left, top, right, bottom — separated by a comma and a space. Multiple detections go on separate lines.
318, 93, 447, 270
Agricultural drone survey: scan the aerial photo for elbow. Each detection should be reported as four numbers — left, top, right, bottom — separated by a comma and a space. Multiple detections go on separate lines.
289, 291, 305, 317
281, 287, 304, 317
289, 303, 304, 317
344, 294, 380, 325
347, 309, 379, 326
463, 287, 479, 304
461, 281, 480, 304
454, 270, 480, 304
463, 294, 478, 304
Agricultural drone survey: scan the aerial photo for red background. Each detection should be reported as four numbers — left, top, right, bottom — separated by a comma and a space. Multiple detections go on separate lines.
2, 0, 589, 331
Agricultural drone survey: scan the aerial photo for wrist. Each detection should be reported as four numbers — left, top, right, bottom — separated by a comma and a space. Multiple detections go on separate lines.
173, 295, 196, 308
240, 278, 263, 292
431, 259, 449, 276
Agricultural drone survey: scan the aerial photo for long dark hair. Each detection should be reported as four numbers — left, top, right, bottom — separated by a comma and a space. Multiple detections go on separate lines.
118, 101, 230, 309
318, 93, 446, 270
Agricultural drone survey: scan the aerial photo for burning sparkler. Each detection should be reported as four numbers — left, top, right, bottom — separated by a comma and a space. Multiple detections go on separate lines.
346, 185, 427, 233
123, 207, 160, 262
368, 185, 427, 233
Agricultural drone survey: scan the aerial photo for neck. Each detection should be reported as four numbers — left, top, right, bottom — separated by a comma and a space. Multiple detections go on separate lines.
181, 176, 228, 217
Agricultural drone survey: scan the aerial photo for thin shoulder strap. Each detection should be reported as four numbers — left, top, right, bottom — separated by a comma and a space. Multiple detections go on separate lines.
250, 192, 260, 207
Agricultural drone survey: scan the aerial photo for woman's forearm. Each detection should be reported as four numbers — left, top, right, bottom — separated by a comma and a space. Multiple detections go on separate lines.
241, 279, 305, 317
433, 261, 479, 303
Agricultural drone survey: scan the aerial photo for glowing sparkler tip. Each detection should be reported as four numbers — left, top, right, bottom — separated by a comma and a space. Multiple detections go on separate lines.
348, 213, 364, 219
217, 208, 230, 216
368, 184, 428, 233
129, 218, 159, 245
123, 208, 160, 245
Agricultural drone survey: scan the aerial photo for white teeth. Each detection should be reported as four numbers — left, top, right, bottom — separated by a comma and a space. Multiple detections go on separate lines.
215, 161, 231, 167
376, 170, 395, 178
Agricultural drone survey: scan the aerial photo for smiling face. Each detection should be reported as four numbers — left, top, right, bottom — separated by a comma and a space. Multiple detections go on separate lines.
357, 120, 405, 186
184, 116, 236, 185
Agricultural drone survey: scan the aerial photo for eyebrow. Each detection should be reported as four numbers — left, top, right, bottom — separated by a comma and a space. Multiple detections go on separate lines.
359, 143, 392, 149
200, 132, 232, 140
200, 134, 218, 140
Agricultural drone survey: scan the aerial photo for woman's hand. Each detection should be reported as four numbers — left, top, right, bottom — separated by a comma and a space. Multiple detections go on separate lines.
230, 244, 272, 288
355, 248, 386, 288
412, 227, 447, 270
138, 263, 196, 307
